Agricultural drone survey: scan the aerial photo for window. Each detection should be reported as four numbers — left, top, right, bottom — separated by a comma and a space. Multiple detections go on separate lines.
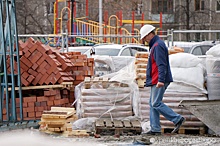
152, 0, 173, 14
47, 2, 54, 15
195, 0, 205, 11
121, 48, 131, 56
136, 3, 143, 15
217, 0, 220, 11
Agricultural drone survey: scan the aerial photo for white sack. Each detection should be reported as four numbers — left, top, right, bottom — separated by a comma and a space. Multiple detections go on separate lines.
169, 53, 202, 68
170, 64, 207, 93
206, 44, 220, 57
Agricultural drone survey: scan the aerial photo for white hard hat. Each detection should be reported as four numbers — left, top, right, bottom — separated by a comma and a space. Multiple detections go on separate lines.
140, 24, 155, 40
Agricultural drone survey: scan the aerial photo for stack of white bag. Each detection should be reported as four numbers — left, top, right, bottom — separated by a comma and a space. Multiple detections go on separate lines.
167, 53, 207, 94
205, 44, 220, 100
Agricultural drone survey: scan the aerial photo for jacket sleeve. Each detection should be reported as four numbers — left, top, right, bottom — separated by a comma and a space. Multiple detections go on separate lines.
153, 43, 168, 83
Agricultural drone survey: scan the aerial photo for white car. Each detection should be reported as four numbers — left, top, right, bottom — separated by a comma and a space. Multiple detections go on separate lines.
84, 44, 149, 57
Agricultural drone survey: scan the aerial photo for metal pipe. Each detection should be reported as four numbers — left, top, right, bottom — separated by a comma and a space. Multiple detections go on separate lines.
5, 0, 17, 121
12, 0, 23, 120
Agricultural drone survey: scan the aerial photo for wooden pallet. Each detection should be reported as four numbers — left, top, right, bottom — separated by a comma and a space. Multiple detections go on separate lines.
84, 77, 129, 89
161, 126, 206, 135
95, 119, 142, 135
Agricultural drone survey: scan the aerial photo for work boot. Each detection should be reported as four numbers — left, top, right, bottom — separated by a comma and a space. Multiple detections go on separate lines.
142, 130, 161, 136
171, 117, 186, 133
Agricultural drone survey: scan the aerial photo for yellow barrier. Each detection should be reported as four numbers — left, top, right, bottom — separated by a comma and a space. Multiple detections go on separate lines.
75, 18, 140, 44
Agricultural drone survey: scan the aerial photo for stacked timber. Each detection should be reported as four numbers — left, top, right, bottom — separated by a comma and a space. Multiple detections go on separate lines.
7, 37, 94, 87
39, 107, 88, 137
77, 77, 133, 119
134, 52, 149, 88
139, 87, 207, 134
168, 46, 184, 55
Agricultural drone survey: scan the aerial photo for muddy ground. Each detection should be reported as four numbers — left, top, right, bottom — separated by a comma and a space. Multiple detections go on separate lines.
0, 129, 220, 146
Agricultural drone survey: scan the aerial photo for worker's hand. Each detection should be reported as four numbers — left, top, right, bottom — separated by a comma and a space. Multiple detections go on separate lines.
156, 82, 164, 88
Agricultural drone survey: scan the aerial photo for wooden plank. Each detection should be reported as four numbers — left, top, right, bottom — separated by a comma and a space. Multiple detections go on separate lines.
123, 120, 132, 128
113, 120, 123, 128
96, 119, 105, 127
105, 119, 113, 128
43, 111, 68, 115
131, 120, 141, 128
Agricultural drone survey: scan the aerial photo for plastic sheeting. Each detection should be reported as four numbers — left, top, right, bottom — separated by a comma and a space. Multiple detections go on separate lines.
206, 56, 220, 100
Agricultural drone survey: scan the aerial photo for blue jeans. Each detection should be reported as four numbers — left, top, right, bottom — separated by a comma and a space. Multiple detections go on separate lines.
149, 83, 182, 132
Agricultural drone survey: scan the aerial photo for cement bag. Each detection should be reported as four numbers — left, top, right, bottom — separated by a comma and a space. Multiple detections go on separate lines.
206, 56, 220, 73
206, 44, 220, 57
170, 64, 207, 93
169, 53, 202, 68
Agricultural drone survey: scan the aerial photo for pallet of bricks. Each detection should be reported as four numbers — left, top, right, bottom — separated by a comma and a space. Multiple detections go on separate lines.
3, 37, 94, 121
39, 107, 89, 137
78, 77, 142, 135
139, 87, 207, 135
134, 52, 149, 88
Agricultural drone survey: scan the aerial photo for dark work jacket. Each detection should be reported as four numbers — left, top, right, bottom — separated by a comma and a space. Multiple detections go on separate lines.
145, 35, 173, 87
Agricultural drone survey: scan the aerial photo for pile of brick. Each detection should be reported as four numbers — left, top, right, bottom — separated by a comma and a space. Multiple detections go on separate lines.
134, 52, 149, 88
7, 37, 94, 86
1, 89, 74, 121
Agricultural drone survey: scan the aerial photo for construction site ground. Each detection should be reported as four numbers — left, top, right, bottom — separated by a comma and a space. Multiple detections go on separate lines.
1, 128, 220, 146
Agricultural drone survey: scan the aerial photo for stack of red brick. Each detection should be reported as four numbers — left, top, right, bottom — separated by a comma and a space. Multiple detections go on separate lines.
3, 37, 95, 121
1, 89, 73, 121
7, 37, 94, 86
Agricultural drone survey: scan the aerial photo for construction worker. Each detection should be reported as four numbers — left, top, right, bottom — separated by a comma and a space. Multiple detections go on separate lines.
140, 24, 185, 135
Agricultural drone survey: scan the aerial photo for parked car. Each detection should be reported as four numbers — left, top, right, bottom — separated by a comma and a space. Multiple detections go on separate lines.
188, 43, 215, 55
84, 44, 149, 57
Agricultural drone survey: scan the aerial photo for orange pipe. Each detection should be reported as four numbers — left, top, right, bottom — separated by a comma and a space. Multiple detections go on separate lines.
132, 11, 135, 43
119, 10, 123, 44
141, 13, 144, 27
56, 0, 59, 34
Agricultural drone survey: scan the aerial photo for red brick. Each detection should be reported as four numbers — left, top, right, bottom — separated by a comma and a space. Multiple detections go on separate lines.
20, 56, 33, 67
46, 64, 57, 75
73, 80, 83, 85
23, 96, 37, 103
75, 75, 85, 81
28, 112, 35, 118
28, 68, 38, 77
44, 63, 51, 70
24, 50, 31, 58
36, 41, 47, 53
35, 102, 41, 107
27, 75, 35, 83
32, 73, 43, 86
20, 60, 29, 72
47, 100, 54, 106
32, 63, 39, 70
53, 99, 61, 105
55, 93, 61, 100
40, 101, 47, 107
48, 96, 55, 101
36, 54, 47, 65
38, 73, 49, 85
29, 50, 43, 63
35, 111, 42, 118
23, 102, 28, 108
35, 106, 44, 112
28, 102, 35, 107
21, 76, 30, 86
44, 90, 51, 96
29, 43, 38, 53
23, 107, 35, 112
37, 96, 47, 102
22, 71, 29, 79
